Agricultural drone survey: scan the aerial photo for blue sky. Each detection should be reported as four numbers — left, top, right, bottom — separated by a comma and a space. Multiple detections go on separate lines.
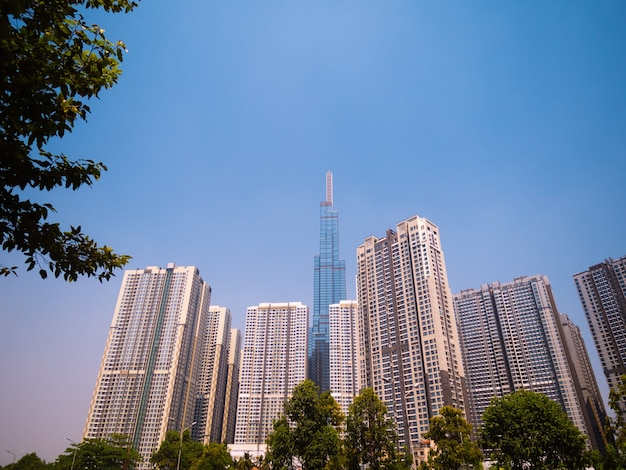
2, 1, 625, 463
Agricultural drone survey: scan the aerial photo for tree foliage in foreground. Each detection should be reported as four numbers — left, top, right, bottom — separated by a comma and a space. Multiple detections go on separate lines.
421, 406, 482, 470
265, 380, 344, 470
151, 429, 203, 470
345, 387, 412, 470
590, 374, 626, 470
0, 0, 135, 281
479, 389, 587, 469
55, 434, 141, 470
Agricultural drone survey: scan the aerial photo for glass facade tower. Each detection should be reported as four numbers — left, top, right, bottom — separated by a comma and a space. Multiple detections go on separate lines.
310, 171, 346, 392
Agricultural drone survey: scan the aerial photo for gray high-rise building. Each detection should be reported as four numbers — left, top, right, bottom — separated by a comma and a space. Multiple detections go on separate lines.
234, 302, 308, 449
310, 172, 347, 392
222, 328, 242, 444
560, 313, 608, 451
356, 215, 467, 465
574, 257, 626, 393
193, 306, 232, 443
453, 275, 593, 446
84, 264, 211, 469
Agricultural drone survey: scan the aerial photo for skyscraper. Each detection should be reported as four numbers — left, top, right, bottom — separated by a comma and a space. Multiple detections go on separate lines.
221, 329, 242, 444
234, 302, 308, 449
310, 171, 346, 392
574, 257, 626, 392
560, 313, 608, 451
193, 306, 232, 444
453, 275, 591, 445
83, 264, 211, 469
329, 300, 359, 416
356, 216, 466, 464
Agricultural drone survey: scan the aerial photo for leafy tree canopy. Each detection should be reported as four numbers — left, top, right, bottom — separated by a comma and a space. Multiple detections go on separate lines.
345, 387, 411, 470
191, 443, 233, 470
421, 406, 482, 470
151, 429, 203, 470
55, 434, 141, 470
265, 380, 344, 470
1, 0, 135, 281
479, 389, 587, 470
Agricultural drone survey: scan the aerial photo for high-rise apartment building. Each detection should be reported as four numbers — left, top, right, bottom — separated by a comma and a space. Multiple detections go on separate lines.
84, 264, 211, 469
310, 172, 346, 392
453, 276, 588, 444
560, 313, 608, 450
329, 300, 359, 416
234, 302, 308, 449
193, 306, 232, 444
574, 257, 626, 393
356, 216, 466, 463
222, 329, 242, 444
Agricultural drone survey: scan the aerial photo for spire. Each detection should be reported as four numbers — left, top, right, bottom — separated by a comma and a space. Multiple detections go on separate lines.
326, 171, 333, 206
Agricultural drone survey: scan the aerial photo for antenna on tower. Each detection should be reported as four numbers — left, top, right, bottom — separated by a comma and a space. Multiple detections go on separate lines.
326, 171, 333, 206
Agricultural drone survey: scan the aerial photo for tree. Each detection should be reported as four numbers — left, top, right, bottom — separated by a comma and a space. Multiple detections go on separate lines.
1, 0, 135, 281
55, 434, 141, 470
265, 380, 344, 470
345, 387, 411, 470
8, 453, 49, 470
422, 406, 482, 470
191, 443, 233, 470
590, 374, 626, 470
479, 389, 587, 469
151, 429, 203, 470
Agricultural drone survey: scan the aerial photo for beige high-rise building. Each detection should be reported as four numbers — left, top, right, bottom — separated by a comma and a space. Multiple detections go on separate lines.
574, 257, 626, 393
329, 300, 359, 416
356, 216, 467, 464
193, 306, 232, 444
222, 328, 242, 444
83, 264, 211, 469
234, 302, 308, 449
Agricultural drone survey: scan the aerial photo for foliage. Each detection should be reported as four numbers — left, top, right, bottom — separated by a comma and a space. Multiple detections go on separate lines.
55, 434, 141, 470
3, 453, 49, 470
232, 453, 257, 470
345, 387, 411, 470
0, 0, 135, 281
591, 375, 626, 469
265, 380, 344, 470
479, 389, 587, 469
151, 429, 203, 470
191, 443, 233, 470
421, 406, 482, 470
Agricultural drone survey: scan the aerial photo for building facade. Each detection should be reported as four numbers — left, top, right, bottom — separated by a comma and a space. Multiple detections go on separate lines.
193, 306, 232, 444
574, 257, 626, 393
356, 216, 467, 463
560, 313, 608, 450
329, 300, 359, 416
234, 302, 308, 448
453, 276, 589, 443
83, 264, 211, 469
310, 171, 347, 392
221, 329, 242, 444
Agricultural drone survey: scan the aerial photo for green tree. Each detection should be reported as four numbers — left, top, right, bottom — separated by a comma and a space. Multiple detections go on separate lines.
151, 429, 203, 470
191, 443, 233, 470
422, 406, 482, 470
479, 389, 587, 469
55, 434, 141, 470
590, 374, 626, 470
0, 0, 135, 281
232, 452, 256, 470
9, 453, 49, 470
345, 387, 411, 470
265, 380, 344, 470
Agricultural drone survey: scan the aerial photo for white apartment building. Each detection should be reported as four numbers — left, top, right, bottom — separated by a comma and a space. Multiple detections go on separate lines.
83, 264, 211, 469
234, 302, 308, 449
329, 300, 359, 416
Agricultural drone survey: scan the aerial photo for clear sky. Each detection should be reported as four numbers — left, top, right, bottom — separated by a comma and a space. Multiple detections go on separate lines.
1, 1, 625, 464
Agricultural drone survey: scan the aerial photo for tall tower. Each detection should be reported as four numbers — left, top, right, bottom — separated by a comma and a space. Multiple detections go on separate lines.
574, 257, 626, 393
193, 306, 232, 444
234, 302, 308, 449
310, 171, 346, 392
83, 264, 211, 469
453, 276, 594, 446
356, 216, 466, 464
